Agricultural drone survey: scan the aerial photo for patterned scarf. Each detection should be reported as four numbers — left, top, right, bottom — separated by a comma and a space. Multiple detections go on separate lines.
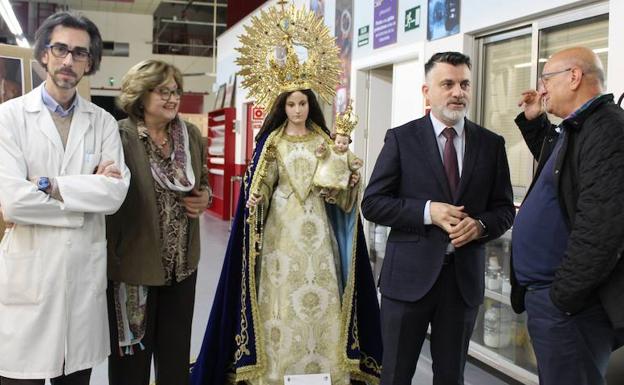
139, 116, 195, 192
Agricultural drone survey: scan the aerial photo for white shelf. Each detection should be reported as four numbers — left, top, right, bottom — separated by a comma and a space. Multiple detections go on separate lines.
485, 288, 512, 306
209, 157, 224, 165
468, 341, 538, 385
209, 168, 224, 175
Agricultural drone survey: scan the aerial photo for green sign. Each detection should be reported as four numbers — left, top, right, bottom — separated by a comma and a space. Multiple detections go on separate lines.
358, 25, 369, 47
405, 6, 421, 32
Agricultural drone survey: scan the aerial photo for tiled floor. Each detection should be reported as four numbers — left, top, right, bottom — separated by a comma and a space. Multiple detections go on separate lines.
84, 213, 512, 385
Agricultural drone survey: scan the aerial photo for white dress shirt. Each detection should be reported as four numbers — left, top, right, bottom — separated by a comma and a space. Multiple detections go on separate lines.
423, 114, 466, 253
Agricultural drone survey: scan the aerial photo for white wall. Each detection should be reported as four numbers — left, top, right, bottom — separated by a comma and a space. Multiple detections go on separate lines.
349, 0, 621, 131
80, 10, 216, 110
351, 0, 426, 61
214, 0, 623, 166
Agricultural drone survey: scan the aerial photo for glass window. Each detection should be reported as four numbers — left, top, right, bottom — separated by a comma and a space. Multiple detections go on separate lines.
477, 14, 609, 203
538, 15, 609, 124
538, 15, 609, 83
481, 33, 533, 204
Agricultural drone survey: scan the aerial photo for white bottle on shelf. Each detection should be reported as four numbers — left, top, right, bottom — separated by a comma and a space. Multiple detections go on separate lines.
484, 303, 513, 348
485, 256, 503, 291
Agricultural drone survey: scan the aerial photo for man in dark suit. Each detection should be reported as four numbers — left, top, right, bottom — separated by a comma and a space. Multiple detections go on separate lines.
361, 52, 515, 385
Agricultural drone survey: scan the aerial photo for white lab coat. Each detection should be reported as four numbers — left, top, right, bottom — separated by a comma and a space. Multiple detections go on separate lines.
0, 84, 130, 379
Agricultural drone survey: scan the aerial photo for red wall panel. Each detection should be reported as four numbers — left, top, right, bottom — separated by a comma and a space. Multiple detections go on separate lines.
227, 0, 266, 27
179, 94, 204, 114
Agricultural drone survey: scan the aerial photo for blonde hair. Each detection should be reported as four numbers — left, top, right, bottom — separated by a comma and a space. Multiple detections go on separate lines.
117, 59, 184, 122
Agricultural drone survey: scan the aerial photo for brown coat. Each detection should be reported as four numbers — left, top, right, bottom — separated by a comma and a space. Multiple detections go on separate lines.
106, 118, 206, 285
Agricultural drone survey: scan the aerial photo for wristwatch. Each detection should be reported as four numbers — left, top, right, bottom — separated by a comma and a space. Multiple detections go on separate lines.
37, 176, 50, 192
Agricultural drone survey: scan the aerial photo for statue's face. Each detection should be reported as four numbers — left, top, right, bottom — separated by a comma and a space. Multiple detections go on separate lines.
285, 91, 309, 125
335, 134, 349, 153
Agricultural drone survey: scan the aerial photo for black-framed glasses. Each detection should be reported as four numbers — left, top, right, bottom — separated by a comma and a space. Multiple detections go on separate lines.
539, 67, 572, 82
151, 87, 183, 101
46, 43, 91, 62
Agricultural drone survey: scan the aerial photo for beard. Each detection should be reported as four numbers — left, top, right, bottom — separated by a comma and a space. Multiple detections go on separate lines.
431, 101, 468, 125
51, 68, 81, 89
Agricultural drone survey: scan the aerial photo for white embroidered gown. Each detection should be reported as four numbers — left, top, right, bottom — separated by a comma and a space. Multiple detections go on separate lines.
251, 130, 356, 385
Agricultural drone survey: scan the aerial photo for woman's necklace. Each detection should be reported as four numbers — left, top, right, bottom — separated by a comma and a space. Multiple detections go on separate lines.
154, 135, 168, 149
149, 129, 170, 152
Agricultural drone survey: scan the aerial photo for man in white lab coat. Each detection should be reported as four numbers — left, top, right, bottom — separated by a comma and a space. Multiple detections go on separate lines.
0, 12, 130, 385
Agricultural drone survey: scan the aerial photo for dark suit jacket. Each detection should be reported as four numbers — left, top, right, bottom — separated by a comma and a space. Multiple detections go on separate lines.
361, 115, 515, 307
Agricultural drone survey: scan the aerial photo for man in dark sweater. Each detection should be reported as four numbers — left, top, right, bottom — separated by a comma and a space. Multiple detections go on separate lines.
512, 46, 624, 385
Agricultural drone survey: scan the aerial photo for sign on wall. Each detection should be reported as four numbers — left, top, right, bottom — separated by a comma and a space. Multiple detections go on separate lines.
405, 6, 421, 32
358, 25, 370, 47
373, 0, 398, 49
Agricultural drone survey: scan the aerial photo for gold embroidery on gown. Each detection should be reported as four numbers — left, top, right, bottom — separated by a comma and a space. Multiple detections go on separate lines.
250, 130, 351, 385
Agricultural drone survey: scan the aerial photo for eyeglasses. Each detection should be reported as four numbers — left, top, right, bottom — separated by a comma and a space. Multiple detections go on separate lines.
539, 67, 572, 82
151, 87, 183, 101
45, 43, 91, 62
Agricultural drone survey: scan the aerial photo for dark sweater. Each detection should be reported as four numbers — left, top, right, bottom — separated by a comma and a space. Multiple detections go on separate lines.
513, 132, 568, 286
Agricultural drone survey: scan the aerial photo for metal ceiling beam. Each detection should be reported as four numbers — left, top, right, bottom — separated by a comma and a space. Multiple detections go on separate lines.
160, 18, 226, 27
148, 41, 215, 48
162, 1, 227, 8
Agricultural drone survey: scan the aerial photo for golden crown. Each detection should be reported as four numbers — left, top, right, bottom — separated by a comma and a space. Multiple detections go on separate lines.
235, 1, 341, 110
334, 100, 358, 137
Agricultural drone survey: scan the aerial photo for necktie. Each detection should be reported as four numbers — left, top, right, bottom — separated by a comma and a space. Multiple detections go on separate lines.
442, 127, 459, 197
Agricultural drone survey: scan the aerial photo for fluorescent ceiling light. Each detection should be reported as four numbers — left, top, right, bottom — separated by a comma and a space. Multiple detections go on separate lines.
593, 47, 608, 54
16, 34, 29, 48
0, 0, 24, 35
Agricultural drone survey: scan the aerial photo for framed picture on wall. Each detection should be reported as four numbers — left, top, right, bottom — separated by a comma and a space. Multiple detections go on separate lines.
214, 83, 226, 110
427, 0, 460, 41
0, 55, 24, 104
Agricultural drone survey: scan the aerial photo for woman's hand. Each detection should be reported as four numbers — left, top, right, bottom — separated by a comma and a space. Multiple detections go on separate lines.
182, 188, 211, 218
246, 193, 263, 208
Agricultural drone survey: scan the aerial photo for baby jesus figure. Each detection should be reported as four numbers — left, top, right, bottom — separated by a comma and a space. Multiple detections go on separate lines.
313, 102, 363, 203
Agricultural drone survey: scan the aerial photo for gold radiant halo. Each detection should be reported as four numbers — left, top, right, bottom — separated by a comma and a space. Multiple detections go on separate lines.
235, 2, 341, 111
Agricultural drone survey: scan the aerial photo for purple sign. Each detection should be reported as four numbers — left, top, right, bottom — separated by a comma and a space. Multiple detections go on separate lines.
373, 0, 398, 49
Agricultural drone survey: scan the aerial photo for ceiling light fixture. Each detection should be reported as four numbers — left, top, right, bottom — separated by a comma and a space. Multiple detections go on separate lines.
0, 0, 23, 35
0, 0, 30, 47
16, 34, 29, 47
